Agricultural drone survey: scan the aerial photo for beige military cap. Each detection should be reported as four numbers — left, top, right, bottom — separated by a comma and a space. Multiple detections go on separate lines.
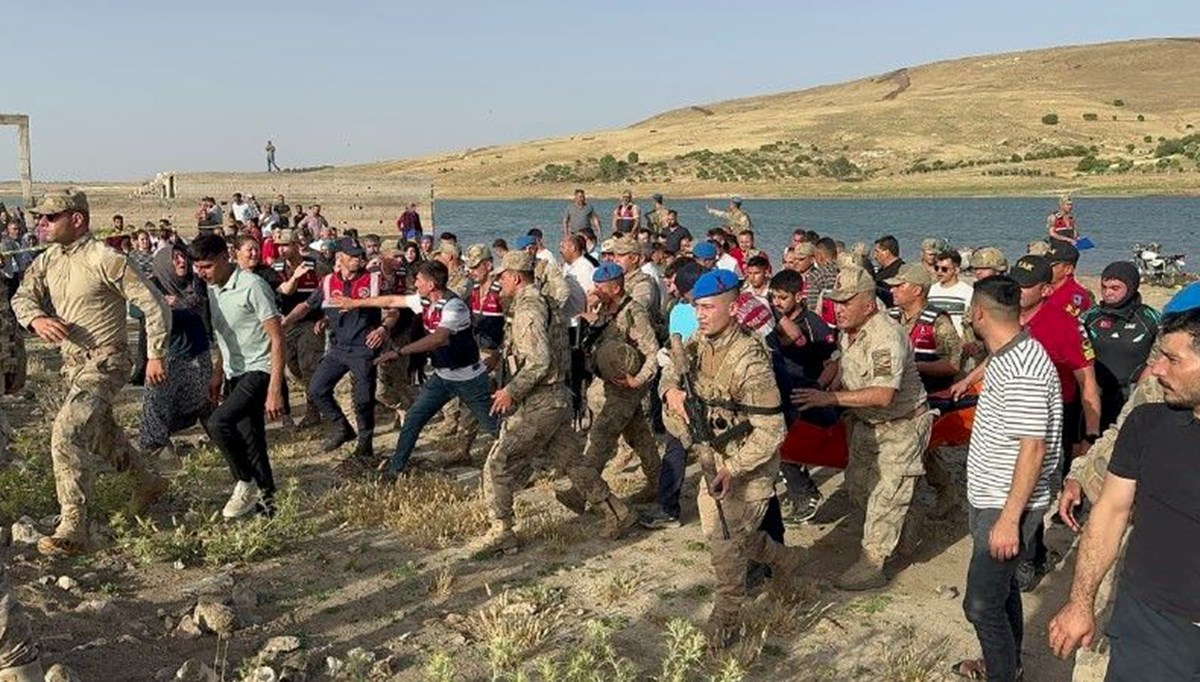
495, 250, 535, 274
464, 243, 492, 269
827, 266, 877, 302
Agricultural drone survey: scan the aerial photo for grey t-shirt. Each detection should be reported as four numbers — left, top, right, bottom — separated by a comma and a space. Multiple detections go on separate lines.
564, 203, 597, 232
208, 268, 281, 377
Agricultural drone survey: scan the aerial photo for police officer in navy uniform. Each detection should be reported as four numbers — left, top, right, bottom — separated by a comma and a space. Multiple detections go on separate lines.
282, 238, 398, 460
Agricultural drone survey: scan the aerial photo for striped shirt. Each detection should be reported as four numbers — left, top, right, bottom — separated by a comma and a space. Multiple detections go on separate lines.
967, 332, 1063, 509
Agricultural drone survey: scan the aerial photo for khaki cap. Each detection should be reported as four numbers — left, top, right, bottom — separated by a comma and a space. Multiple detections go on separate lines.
921, 237, 945, 253
29, 189, 89, 215
464, 243, 491, 268
793, 242, 815, 258
438, 241, 461, 258
884, 262, 933, 288
611, 236, 640, 255
600, 238, 616, 254
969, 247, 1008, 271
827, 266, 877, 302
495, 250, 535, 274
273, 228, 297, 245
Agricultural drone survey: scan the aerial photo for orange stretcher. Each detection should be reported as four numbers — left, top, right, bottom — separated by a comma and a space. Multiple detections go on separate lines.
779, 385, 981, 469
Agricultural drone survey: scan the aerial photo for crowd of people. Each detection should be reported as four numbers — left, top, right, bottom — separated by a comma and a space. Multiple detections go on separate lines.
0, 187, 1196, 681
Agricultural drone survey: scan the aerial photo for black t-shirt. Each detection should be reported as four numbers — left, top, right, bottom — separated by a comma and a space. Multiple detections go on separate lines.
873, 258, 903, 307
664, 225, 693, 255
1109, 403, 1200, 621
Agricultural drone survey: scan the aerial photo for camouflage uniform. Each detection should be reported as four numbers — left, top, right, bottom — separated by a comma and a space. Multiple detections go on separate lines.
645, 206, 670, 236
838, 309, 931, 582
705, 206, 752, 234
533, 258, 571, 311
11, 193, 171, 556
660, 319, 797, 638
475, 254, 631, 553
0, 565, 40, 680
582, 295, 661, 497
0, 292, 25, 395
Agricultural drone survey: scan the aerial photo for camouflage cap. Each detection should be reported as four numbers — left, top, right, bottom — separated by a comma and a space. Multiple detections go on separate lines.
494, 249, 535, 274
920, 237, 945, 254
273, 228, 297, 245
611, 236, 640, 255
29, 189, 89, 215
884, 262, 933, 288
793, 242, 815, 258
599, 238, 616, 254
827, 266, 877, 302
969, 247, 1008, 271
464, 243, 492, 268
438, 241, 461, 258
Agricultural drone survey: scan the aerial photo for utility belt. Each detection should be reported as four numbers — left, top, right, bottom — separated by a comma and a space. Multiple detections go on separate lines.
852, 404, 929, 427
63, 343, 126, 365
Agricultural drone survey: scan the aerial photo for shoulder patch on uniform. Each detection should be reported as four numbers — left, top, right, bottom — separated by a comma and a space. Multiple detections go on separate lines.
871, 349, 893, 378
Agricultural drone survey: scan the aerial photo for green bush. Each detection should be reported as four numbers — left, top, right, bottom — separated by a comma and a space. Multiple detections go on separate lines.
1144, 135, 1154, 143
1137, 114, 1146, 122
1041, 113, 1059, 125
1113, 99, 1126, 107
626, 152, 639, 165
1082, 113, 1099, 121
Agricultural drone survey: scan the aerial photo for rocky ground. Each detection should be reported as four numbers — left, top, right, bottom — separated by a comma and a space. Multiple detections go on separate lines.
4, 275, 1185, 681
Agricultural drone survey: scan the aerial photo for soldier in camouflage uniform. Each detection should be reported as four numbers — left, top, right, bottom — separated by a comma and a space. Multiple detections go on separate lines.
644, 193, 669, 237
611, 237, 665, 330
661, 269, 801, 646
705, 197, 753, 235
0, 287, 26, 396
510, 235, 573, 312
793, 266, 932, 590
570, 262, 662, 507
12, 190, 171, 557
473, 251, 634, 555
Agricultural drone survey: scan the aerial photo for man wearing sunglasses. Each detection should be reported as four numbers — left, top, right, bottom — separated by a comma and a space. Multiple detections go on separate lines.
929, 250, 974, 337
11, 189, 172, 557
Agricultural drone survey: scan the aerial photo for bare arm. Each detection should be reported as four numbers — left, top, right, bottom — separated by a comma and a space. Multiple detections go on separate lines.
1074, 365, 1102, 436
262, 316, 287, 418
400, 327, 450, 355
1073, 473, 1136, 605
281, 301, 311, 328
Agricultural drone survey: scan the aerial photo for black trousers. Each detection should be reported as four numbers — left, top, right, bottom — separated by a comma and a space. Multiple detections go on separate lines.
207, 371, 275, 498
308, 348, 377, 437
1106, 589, 1200, 681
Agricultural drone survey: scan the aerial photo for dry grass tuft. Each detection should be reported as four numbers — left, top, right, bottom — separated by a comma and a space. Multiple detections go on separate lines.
428, 567, 454, 600
515, 499, 593, 553
467, 585, 568, 673
598, 569, 647, 607
318, 474, 487, 548
879, 626, 951, 682
745, 577, 832, 639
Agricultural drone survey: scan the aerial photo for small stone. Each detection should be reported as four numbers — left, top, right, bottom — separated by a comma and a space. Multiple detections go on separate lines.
251, 667, 278, 682
75, 599, 114, 618
173, 560, 186, 570
261, 636, 302, 656
56, 576, 79, 591
0, 525, 10, 547
193, 601, 238, 635
175, 659, 219, 682
175, 615, 202, 640
37, 576, 55, 586
154, 666, 175, 682
72, 638, 107, 652
117, 634, 140, 645
10, 516, 45, 545
936, 585, 960, 600
181, 570, 235, 597
324, 657, 344, 678
44, 663, 82, 682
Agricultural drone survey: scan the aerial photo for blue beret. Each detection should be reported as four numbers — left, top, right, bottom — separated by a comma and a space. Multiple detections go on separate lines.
692, 269, 741, 300
593, 261, 625, 283
693, 242, 718, 260
1164, 282, 1200, 315
514, 235, 537, 250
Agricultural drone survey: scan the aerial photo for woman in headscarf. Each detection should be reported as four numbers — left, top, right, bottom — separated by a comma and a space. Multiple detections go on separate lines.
135, 244, 214, 456
1080, 261, 1161, 429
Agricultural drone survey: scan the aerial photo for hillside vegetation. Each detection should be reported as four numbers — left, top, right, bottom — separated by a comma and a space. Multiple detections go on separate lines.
352, 38, 1200, 197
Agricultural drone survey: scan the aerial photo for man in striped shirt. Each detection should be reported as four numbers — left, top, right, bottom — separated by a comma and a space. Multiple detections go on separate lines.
953, 275, 1063, 681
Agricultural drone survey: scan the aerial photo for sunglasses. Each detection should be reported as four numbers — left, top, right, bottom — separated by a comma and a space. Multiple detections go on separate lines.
936, 266, 955, 272
39, 211, 66, 222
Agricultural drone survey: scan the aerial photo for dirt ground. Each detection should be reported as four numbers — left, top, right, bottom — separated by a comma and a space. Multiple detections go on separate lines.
2, 278, 1185, 681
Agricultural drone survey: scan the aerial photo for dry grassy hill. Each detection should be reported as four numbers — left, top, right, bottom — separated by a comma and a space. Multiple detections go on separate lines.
353, 38, 1200, 198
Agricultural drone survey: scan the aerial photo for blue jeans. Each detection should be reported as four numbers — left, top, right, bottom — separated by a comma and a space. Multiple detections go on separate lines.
658, 434, 687, 518
963, 506, 1043, 682
1106, 589, 1200, 681
388, 371, 497, 472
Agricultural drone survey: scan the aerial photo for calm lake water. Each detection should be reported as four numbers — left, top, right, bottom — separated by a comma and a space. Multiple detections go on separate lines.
431, 197, 1198, 275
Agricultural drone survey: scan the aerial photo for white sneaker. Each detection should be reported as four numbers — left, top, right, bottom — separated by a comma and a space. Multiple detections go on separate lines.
222, 480, 259, 519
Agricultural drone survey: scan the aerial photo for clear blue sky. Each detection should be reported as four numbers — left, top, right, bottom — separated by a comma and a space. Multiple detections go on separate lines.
2, 0, 1196, 181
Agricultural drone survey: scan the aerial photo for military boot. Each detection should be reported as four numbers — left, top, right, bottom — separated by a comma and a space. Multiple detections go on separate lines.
129, 467, 170, 516
600, 495, 637, 540
37, 506, 89, 558
320, 420, 357, 453
296, 403, 323, 430
554, 486, 587, 515
470, 519, 519, 558
834, 552, 887, 591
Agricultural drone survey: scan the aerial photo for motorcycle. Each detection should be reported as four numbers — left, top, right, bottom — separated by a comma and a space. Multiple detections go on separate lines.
1133, 242, 1186, 287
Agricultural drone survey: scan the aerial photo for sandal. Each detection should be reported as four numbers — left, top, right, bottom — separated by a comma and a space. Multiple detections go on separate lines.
949, 659, 986, 680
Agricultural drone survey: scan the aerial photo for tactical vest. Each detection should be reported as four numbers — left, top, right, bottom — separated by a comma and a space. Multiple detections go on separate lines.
614, 203, 637, 232
690, 329, 781, 458
890, 304, 953, 392
469, 277, 505, 350
319, 270, 383, 349
422, 293, 481, 370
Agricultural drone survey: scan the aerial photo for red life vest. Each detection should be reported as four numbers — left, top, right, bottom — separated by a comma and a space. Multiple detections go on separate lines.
614, 203, 637, 231
1050, 213, 1077, 240
891, 305, 943, 364
468, 278, 504, 318
320, 270, 380, 307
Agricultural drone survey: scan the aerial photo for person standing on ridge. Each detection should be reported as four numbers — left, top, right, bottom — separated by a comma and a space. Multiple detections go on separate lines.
266, 140, 281, 172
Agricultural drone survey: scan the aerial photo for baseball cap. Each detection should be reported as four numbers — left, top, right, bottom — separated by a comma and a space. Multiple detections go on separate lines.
1163, 282, 1200, 315
921, 237, 944, 254
693, 242, 718, 260
593, 261, 625, 283
826, 266, 877, 302
884, 262, 933, 288
339, 238, 365, 258
651, 193, 664, 203
29, 189, 89, 215
611, 236, 640, 255
1010, 255, 1052, 287
438, 241, 462, 258
464, 243, 492, 269
1047, 241, 1081, 265
494, 250, 535, 274
793, 242, 815, 258
969, 247, 1008, 272
514, 235, 537, 250
730, 195, 743, 206
692, 269, 741, 300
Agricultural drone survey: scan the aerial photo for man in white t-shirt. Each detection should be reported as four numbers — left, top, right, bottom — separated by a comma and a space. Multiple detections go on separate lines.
230, 193, 259, 223
928, 250, 974, 335
560, 234, 596, 321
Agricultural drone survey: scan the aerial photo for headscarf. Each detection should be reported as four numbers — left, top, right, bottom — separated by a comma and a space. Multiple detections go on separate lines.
151, 243, 193, 299
1100, 261, 1141, 310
